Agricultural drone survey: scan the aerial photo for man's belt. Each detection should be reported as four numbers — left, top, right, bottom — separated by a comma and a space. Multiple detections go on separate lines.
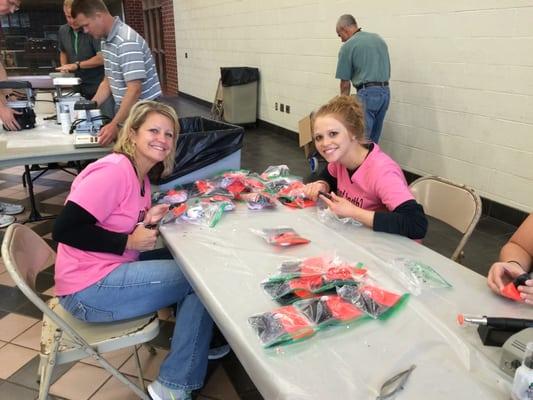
355, 81, 389, 91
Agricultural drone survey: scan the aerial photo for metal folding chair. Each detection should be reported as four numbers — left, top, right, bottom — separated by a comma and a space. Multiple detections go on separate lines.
409, 176, 482, 262
1, 223, 159, 400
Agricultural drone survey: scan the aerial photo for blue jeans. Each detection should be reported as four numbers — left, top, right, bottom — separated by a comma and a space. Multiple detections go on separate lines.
356, 86, 390, 143
59, 259, 213, 391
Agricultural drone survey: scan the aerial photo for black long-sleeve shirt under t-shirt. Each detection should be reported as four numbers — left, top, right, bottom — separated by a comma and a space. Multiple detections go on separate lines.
52, 200, 128, 254
316, 154, 427, 240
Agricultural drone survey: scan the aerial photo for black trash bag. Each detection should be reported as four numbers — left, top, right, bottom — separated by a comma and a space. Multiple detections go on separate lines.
220, 67, 259, 87
157, 116, 244, 185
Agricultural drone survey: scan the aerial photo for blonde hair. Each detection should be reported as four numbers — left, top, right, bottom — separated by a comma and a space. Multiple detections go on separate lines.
113, 101, 180, 181
64, 0, 73, 8
311, 95, 367, 143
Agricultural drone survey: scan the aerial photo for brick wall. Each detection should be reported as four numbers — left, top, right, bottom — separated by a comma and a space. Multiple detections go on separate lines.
122, 0, 144, 37
161, 0, 178, 94
122, 0, 178, 95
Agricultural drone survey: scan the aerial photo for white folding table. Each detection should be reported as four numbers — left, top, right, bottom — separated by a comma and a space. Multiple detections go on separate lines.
0, 117, 110, 222
160, 204, 532, 399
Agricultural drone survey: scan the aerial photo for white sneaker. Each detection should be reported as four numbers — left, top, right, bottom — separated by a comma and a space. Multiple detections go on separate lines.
0, 202, 24, 215
147, 380, 191, 400
0, 214, 15, 228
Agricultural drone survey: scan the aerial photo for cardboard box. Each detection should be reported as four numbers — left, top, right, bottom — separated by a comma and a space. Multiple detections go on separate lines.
298, 114, 315, 158
298, 96, 337, 158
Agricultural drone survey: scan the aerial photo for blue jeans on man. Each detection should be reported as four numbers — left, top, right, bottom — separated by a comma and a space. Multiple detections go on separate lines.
59, 259, 213, 391
356, 86, 390, 143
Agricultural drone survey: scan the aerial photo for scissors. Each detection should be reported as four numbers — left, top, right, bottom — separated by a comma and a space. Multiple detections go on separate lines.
376, 364, 416, 399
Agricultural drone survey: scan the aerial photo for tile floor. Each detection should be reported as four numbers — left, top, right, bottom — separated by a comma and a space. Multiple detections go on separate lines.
0, 96, 523, 399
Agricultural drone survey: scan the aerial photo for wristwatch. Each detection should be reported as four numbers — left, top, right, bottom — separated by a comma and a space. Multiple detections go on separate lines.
75, 61, 81, 70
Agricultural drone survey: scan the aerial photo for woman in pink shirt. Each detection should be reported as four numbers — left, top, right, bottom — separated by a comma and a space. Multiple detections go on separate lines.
53, 101, 210, 400
304, 95, 427, 239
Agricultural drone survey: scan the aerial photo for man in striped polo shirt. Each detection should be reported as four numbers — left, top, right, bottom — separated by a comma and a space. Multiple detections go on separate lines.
71, 0, 162, 145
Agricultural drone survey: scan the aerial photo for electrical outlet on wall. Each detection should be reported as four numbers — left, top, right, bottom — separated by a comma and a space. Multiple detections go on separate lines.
280, 103, 285, 112
275, 102, 278, 111
286, 105, 290, 114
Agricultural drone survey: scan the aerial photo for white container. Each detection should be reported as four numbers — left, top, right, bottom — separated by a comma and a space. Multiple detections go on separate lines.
55, 94, 82, 124
59, 104, 71, 134
511, 342, 533, 399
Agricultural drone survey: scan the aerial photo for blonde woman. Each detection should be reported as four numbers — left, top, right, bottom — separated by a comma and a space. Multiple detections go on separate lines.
53, 101, 211, 400
303, 95, 427, 239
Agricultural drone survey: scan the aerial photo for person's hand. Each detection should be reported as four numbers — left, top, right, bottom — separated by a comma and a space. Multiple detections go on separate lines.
56, 64, 77, 73
320, 192, 358, 219
7, 90, 26, 101
518, 280, 533, 304
126, 223, 158, 251
144, 204, 170, 226
0, 104, 21, 131
487, 261, 533, 303
98, 122, 119, 146
303, 181, 328, 201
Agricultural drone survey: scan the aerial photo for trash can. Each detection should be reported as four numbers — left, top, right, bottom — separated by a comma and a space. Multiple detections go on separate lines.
156, 116, 245, 190
220, 67, 259, 124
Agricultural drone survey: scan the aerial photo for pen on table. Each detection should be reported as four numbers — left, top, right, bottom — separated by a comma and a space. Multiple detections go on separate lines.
457, 313, 533, 331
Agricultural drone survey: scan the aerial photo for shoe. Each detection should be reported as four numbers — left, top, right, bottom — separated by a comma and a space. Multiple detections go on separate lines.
0, 214, 15, 228
147, 380, 191, 400
0, 202, 24, 215
208, 324, 230, 360
208, 343, 231, 360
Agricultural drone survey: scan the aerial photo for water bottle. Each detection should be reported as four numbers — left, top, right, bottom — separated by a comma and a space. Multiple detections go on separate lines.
59, 104, 71, 134
511, 342, 533, 399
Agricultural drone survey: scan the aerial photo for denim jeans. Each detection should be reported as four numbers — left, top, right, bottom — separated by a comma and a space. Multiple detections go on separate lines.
59, 259, 213, 391
356, 86, 390, 143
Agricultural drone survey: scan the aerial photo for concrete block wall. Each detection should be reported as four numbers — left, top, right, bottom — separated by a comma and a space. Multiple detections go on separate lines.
172, 0, 533, 212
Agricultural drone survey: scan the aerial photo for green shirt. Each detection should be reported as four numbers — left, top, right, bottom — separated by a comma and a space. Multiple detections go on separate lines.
335, 30, 390, 88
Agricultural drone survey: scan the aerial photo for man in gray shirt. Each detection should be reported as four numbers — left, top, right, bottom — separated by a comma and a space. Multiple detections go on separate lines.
56, 0, 104, 101
336, 14, 390, 143
71, 0, 162, 145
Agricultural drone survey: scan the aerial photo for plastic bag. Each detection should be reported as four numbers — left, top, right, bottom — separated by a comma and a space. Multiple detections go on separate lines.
260, 165, 290, 180
294, 295, 366, 328
262, 269, 364, 305
270, 255, 365, 282
337, 284, 407, 319
501, 273, 529, 302
277, 181, 315, 208
155, 203, 188, 226
389, 258, 452, 296
316, 198, 362, 226
193, 179, 234, 199
262, 276, 325, 305
220, 175, 247, 196
239, 192, 277, 210
201, 195, 236, 211
153, 189, 188, 205
264, 177, 299, 194
251, 227, 310, 247
248, 305, 315, 347
180, 200, 225, 228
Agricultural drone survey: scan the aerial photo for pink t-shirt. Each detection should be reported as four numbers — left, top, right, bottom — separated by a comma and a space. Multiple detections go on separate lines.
54, 153, 151, 296
328, 144, 414, 212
